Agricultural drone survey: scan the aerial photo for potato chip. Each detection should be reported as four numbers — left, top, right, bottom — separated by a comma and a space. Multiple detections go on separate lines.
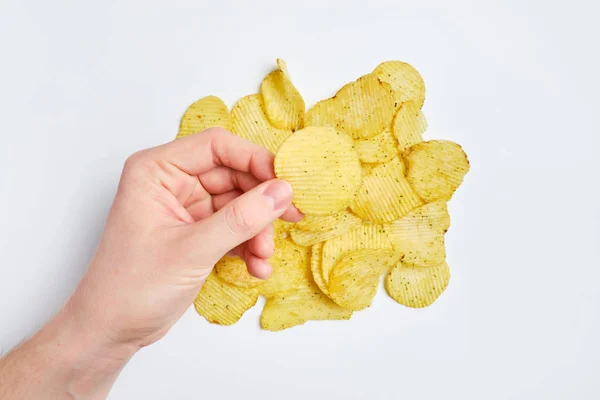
310, 242, 330, 296
321, 224, 392, 285
274, 219, 293, 240
404, 140, 470, 202
373, 61, 426, 109
261, 59, 305, 131
354, 127, 399, 164
259, 238, 311, 298
387, 202, 450, 267
274, 126, 362, 215
385, 261, 450, 308
290, 210, 363, 247
193, 271, 259, 325
177, 95, 232, 139
350, 157, 423, 223
361, 163, 378, 176
328, 249, 395, 310
215, 256, 264, 289
230, 94, 292, 153
260, 282, 352, 331
393, 101, 427, 152
304, 74, 395, 140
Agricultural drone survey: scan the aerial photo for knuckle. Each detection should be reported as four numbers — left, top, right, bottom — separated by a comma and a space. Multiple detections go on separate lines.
224, 203, 253, 235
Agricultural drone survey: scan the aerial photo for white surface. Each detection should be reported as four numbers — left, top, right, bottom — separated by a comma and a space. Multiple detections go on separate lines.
1, 0, 599, 398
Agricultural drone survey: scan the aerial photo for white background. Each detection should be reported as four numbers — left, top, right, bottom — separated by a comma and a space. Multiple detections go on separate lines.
1, 0, 599, 399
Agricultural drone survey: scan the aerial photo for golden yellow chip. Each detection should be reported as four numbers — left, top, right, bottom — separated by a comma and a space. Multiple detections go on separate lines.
304, 74, 395, 140
354, 127, 399, 164
393, 101, 427, 152
310, 242, 330, 296
350, 157, 423, 223
274, 219, 293, 240
373, 61, 426, 110
230, 94, 292, 153
214, 256, 264, 288
261, 59, 305, 131
328, 249, 395, 311
177, 95, 232, 139
259, 238, 311, 298
404, 140, 470, 202
387, 201, 450, 267
193, 271, 259, 325
290, 210, 363, 247
385, 261, 450, 308
321, 224, 392, 285
274, 126, 362, 215
361, 163, 378, 176
260, 282, 352, 331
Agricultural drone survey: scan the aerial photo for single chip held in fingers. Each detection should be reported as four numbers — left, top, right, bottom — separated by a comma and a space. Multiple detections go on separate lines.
177, 95, 232, 139
404, 140, 470, 202
274, 126, 362, 215
261, 58, 305, 131
304, 74, 395, 140
393, 101, 428, 152
328, 248, 397, 311
386, 201, 451, 267
373, 61, 426, 110
230, 94, 292, 153
350, 157, 423, 223
385, 261, 450, 308
194, 271, 259, 325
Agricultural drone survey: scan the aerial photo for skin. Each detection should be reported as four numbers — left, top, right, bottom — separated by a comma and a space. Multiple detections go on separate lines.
0, 128, 303, 399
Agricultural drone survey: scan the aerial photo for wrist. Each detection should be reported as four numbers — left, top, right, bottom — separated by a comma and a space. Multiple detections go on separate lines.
49, 301, 140, 398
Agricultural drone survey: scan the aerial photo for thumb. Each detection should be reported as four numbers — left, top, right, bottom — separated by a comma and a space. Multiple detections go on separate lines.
188, 179, 293, 262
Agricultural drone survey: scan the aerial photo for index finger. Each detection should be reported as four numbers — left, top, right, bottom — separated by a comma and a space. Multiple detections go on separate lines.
157, 127, 276, 180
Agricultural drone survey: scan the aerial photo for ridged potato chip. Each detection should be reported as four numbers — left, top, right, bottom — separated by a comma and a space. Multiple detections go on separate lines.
373, 61, 426, 110
387, 202, 450, 267
328, 249, 395, 310
404, 140, 470, 202
321, 224, 393, 285
177, 95, 232, 139
290, 211, 363, 247
304, 74, 395, 140
215, 256, 263, 289
274, 219, 293, 240
350, 157, 423, 223
259, 238, 311, 298
260, 282, 352, 331
361, 163, 378, 176
310, 242, 330, 296
274, 126, 362, 215
194, 271, 259, 325
354, 127, 399, 164
230, 94, 292, 153
261, 59, 305, 131
385, 261, 450, 308
393, 101, 428, 152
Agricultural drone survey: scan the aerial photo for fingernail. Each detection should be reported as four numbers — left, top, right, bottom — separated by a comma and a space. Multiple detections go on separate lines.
263, 180, 293, 210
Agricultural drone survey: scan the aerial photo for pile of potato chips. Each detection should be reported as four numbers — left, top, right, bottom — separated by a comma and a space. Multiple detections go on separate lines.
177, 59, 469, 331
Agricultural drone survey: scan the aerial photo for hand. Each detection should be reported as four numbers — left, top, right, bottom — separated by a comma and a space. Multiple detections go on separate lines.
0, 128, 302, 400
69, 127, 302, 347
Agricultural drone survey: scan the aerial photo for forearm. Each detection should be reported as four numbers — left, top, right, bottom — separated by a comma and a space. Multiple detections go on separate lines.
0, 303, 138, 400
